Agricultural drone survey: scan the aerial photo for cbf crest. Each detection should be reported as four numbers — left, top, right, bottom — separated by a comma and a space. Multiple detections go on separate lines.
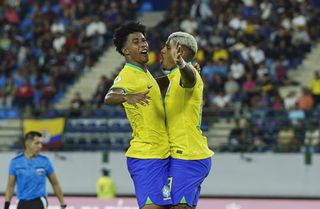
162, 185, 171, 200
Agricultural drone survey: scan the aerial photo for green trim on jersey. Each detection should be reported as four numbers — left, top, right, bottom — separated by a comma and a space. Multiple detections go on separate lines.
125, 63, 146, 73
110, 87, 127, 93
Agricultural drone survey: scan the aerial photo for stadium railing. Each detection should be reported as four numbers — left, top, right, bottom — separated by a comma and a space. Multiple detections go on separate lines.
0, 106, 319, 153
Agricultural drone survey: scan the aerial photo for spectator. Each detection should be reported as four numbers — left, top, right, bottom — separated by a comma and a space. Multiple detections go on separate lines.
0, 32, 12, 50
242, 73, 256, 107
260, 0, 273, 20
227, 119, 243, 152
284, 91, 298, 110
86, 16, 107, 37
40, 76, 57, 108
190, 0, 212, 27
277, 124, 294, 152
91, 75, 112, 108
309, 71, 320, 107
249, 45, 265, 65
210, 30, 224, 47
298, 87, 314, 110
69, 92, 87, 117
52, 32, 66, 52
51, 18, 65, 34
293, 120, 306, 152
224, 74, 240, 99
0, 50, 16, 77
14, 78, 34, 109
292, 11, 307, 29
288, 103, 306, 126
229, 57, 245, 84
256, 63, 269, 81
96, 168, 116, 199
180, 14, 198, 34
212, 45, 229, 62
212, 90, 231, 118
303, 122, 320, 153
0, 77, 16, 109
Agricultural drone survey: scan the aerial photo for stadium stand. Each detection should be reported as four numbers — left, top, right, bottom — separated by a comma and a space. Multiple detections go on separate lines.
0, 0, 320, 153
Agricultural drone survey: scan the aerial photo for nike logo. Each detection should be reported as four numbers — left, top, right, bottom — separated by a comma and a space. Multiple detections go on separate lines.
147, 86, 153, 89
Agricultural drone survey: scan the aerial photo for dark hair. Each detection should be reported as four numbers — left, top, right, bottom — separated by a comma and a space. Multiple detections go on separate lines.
113, 21, 146, 56
25, 131, 42, 142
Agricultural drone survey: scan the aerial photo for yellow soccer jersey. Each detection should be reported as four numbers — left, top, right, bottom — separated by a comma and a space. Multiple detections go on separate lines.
165, 64, 214, 160
110, 63, 170, 159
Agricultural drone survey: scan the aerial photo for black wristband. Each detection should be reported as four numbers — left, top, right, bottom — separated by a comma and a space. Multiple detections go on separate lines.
4, 202, 10, 209
61, 204, 67, 208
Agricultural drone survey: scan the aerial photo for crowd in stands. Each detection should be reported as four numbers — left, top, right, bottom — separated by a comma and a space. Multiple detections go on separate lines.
0, 0, 138, 115
143, 0, 320, 152
1, 0, 320, 152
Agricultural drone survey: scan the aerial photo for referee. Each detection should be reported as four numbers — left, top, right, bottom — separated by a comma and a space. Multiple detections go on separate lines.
4, 131, 67, 209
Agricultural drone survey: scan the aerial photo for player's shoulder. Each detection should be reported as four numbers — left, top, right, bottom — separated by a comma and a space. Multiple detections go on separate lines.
36, 153, 50, 161
11, 152, 24, 161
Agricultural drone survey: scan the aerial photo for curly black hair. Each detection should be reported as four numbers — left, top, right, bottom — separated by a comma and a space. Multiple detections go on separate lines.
113, 21, 146, 56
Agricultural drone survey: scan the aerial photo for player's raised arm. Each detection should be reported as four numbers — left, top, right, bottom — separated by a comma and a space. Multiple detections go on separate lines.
105, 88, 152, 109
170, 40, 197, 88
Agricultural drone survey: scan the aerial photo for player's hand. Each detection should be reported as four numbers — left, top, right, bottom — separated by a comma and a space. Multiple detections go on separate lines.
170, 40, 185, 67
125, 90, 152, 109
193, 63, 201, 73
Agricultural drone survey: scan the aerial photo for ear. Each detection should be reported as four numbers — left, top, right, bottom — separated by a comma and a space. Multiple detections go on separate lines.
121, 47, 129, 56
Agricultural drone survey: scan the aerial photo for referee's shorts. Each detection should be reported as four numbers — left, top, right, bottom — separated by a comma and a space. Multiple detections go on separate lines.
17, 197, 47, 209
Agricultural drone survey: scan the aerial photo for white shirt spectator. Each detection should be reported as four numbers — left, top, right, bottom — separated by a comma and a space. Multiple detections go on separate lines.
249, 47, 265, 64
190, 2, 212, 21
292, 15, 307, 28
230, 63, 245, 80
86, 21, 107, 37
260, 2, 272, 20
305, 129, 320, 146
213, 94, 231, 107
229, 17, 247, 31
180, 19, 198, 34
284, 96, 298, 110
51, 22, 65, 34
281, 17, 292, 31
53, 35, 66, 52
256, 67, 269, 79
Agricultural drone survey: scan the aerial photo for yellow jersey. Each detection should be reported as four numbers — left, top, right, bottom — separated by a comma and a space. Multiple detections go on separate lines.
96, 176, 116, 198
164, 64, 214, 160
309, 78, 320, 94
110, 63, 170, 159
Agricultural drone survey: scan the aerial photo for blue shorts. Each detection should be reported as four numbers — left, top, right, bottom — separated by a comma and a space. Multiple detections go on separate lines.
168, 157, 212, 206
127, 157, 172, 208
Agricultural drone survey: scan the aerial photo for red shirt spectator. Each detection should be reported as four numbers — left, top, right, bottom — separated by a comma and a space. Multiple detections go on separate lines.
16, 80, 34, 98
5, 8, 20, 24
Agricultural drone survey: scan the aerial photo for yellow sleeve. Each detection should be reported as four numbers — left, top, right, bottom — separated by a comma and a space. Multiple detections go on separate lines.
110, 70, 138, 93
309, 80, 314, 90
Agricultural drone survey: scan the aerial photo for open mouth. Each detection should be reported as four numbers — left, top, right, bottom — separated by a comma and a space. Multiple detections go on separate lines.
141, 49, 148, 56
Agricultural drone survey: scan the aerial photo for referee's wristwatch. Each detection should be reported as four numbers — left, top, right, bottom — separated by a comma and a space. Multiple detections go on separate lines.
61, 204, 67, 208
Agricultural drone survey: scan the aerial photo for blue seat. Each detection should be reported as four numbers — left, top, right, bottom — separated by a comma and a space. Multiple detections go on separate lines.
139, 2, 153, 13
93, 109, 107, 118
110, 122, 121, 132
33, 90, 41, 105
29, 75, 37, 86
123, 123, 132, 132
52, 5, 60, 14
0, 77, 6, 88
19, 18, 32, 31
0, 109, 7, 119
6, 108, 19, 118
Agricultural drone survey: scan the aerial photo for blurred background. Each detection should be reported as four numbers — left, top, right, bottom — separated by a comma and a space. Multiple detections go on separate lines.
0, 0, 320, 208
